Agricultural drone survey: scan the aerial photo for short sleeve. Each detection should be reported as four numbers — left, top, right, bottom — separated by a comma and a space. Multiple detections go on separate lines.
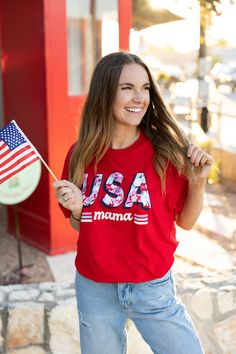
59, 144, 76, 218
166, 163, 189, 216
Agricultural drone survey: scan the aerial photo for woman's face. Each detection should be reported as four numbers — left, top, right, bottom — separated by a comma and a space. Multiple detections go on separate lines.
112, 63, 150, 129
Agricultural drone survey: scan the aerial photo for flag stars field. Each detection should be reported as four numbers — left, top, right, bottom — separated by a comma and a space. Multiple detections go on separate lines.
0, 121, 39, 184
0, 124, 26, 150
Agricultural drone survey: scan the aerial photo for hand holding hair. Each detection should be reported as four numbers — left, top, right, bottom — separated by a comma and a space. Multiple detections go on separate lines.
187, 144, 214, 182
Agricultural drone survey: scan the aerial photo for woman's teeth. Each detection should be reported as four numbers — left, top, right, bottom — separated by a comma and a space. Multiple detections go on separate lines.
125, 107, 142, 113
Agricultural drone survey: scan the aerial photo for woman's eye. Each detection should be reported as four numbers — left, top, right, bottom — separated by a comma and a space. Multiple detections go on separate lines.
121, 86, 131, 90
145, 86, 150, 90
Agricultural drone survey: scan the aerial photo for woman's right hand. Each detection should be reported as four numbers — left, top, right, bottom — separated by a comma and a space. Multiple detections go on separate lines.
52, 179, 83, 218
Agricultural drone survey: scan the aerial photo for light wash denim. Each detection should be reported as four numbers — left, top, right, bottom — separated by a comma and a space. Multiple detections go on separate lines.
75, 270, 204, 354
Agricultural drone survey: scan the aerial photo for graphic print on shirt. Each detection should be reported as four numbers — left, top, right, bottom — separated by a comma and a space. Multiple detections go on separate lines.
82, 174, 103, 207
81, 172, 151, 225
102, 172, 124, 207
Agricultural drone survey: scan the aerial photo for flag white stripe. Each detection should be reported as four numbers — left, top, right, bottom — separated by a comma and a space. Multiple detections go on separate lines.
81, 216, 93, 219
11, 120, 41, 159
0, 144, 9, 155
0, 146, 35, 171
0, 142, 29, 162
0, 141, 5, 147
134, 221, 148, 225
134, 216, 148, 220
0, 154, 38, 180
81, 219, 93, 223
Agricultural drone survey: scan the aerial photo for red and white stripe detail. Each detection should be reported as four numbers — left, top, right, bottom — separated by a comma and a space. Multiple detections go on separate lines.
134, 214, 148, 225
0, 141, 39, 184
81, 212, 93, 223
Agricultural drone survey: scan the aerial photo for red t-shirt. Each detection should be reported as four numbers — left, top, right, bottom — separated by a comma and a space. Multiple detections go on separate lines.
60, 131, 188, 282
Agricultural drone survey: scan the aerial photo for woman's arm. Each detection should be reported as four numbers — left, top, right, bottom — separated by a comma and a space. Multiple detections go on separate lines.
175, 144, 214, 230
53, 180, 83, 232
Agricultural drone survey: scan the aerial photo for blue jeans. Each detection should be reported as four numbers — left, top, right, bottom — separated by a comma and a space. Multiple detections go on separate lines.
75, 270, 204, 354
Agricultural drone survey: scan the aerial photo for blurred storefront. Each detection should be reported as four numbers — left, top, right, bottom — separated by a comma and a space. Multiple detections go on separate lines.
0, 0, 131, 254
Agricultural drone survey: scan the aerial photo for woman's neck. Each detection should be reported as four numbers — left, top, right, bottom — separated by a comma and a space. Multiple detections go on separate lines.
111, 127, 140, 149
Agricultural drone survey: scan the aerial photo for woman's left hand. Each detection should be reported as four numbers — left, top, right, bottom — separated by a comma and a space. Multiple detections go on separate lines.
187, 144, 214, 181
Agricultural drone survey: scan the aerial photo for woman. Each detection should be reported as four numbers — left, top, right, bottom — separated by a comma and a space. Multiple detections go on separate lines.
53, 51, 213, 354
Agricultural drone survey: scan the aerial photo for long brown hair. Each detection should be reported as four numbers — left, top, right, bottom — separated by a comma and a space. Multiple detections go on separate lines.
70, 51, 194, 189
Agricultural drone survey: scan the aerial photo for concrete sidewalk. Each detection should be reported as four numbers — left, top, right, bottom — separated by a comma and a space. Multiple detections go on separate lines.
47, 182, 236, 283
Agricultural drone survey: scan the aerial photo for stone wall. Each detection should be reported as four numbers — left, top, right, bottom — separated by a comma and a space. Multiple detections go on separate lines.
0, 269, 236, 354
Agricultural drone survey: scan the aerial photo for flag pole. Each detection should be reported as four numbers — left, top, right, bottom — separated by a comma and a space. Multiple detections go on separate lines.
37, 158, 58, 181
11, 120, 58, 181
13, 205, 23, 270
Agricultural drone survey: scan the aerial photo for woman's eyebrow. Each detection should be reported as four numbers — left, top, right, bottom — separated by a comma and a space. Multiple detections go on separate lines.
119, 82, 150, 86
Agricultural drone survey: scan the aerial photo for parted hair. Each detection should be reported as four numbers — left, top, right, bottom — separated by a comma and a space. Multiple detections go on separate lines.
70, 51, 194, 190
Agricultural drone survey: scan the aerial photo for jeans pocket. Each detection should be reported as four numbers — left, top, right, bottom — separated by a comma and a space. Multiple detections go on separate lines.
144, 271, 174, 307
146, 271, 171, 287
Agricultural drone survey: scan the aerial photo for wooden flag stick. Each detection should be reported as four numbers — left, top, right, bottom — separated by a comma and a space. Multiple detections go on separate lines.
11, 120, 58, 181
38, 156, 58, 181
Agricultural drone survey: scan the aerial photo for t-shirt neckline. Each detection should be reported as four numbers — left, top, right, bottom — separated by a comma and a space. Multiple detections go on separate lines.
108, 130, 145, 154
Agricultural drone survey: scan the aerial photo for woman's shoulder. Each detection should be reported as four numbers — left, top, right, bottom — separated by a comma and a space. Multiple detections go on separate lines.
65, 142, 76, 160
62, 143, 76, 174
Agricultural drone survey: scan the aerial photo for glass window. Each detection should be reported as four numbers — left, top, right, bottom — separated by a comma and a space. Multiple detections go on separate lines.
66, 0, 119, 96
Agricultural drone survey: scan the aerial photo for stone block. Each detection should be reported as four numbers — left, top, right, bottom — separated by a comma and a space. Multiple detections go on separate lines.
9, 346, 46, 354
217, 286, 236, 314
190, 288, 216, 320
0, 285, 23, 294
0, 291, 4, 303
8, 289, 40, 302
58, 297, 77, 306
39, 282, 69, 291
7, 303, 44, 350
49, 303, 80, 354
54, 288, 76, 300
214, 314, 236, 353
38, 292, 55, 302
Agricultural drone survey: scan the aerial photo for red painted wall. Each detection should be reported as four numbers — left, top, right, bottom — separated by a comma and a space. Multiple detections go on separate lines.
119, 0, 132, 50
43, 0, 78, 254
0, 0, 51, 251
0, 0, 132, 254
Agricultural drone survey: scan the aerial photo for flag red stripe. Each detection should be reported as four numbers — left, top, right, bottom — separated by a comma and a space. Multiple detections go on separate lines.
0, 142, 9, 159
0, 144, 32, 168
0, 150, 37, 174
0, 157, 39, 184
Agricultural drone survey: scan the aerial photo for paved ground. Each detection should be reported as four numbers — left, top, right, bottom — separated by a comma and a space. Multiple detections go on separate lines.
0, 206, 54, 285
0, 179, 236, 284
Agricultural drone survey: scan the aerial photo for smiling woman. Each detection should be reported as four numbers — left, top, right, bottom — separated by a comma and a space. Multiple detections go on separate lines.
52, 51, 213, 354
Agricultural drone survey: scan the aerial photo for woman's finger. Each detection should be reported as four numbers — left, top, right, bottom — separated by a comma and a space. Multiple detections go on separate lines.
53, 179, 77, 190
193, 150, 206, 166
187, 145, 201, 163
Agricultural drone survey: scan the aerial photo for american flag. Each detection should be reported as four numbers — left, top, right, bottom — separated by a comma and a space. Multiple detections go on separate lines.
0, 121, 39, 184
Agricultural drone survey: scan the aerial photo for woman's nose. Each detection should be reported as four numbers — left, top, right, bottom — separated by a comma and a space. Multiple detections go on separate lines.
133, 92, 145, 102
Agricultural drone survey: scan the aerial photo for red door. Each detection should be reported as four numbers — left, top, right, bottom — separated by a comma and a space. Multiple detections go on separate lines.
0, 0, 131, 254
